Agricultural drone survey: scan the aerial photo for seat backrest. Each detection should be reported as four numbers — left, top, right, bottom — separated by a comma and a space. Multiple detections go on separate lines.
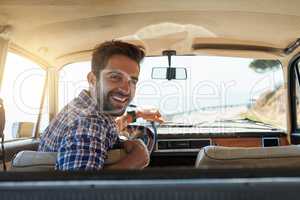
195, 145, 300, 169
11, 149, 127, 171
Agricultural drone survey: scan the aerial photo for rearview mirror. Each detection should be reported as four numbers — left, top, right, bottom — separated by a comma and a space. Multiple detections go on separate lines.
151, 67, 187, 80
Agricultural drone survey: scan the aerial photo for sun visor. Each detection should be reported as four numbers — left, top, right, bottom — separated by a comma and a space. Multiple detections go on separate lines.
55, 39, 147, 68
192, 38, 285, 59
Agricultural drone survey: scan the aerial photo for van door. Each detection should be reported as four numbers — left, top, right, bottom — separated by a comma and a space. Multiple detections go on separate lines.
290, 55, 300, 144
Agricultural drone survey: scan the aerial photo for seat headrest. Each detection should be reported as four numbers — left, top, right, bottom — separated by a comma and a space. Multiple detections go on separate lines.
11, 149, 128, 171
11, 151, 57, 172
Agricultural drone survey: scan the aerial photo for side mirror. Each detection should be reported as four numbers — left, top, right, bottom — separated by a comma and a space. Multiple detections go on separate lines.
151, 67, 187, 80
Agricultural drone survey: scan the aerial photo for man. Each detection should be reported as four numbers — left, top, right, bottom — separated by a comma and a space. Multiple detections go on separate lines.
38, 40, 164, 170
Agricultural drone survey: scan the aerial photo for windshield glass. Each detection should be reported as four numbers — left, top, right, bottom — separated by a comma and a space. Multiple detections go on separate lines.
134, 56, 286, 129
59, 55, 286, 131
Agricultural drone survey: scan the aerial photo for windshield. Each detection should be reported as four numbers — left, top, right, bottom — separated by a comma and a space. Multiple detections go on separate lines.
134, 56, 285, 129
59, 55, 286, 131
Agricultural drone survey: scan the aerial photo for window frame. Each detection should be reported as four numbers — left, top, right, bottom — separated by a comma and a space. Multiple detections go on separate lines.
288, 53, 300, 143
1, 49, 49, 140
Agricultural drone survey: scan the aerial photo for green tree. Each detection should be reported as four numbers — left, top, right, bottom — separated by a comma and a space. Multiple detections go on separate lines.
249, 60, 280, 73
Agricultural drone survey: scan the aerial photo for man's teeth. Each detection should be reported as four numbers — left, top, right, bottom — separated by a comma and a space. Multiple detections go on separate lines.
112, 95, 128, 103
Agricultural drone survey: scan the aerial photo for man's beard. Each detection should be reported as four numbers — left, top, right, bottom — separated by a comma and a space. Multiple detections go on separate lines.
96, 81, 131, 116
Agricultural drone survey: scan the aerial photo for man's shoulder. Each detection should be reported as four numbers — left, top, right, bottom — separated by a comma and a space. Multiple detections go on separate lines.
59, 90, 95, 115
56, 98, 96, 124
47, 91, 117, 137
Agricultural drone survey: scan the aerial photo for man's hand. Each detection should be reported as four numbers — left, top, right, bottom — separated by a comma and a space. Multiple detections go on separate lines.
136, 107, 165, 123
115, 107, 164, 132
105, 139, 150, 169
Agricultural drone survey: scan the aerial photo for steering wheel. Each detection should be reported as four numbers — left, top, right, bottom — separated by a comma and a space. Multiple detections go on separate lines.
121, 124, 157, 153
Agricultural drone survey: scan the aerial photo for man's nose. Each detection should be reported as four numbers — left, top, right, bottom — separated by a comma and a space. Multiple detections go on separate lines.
119, 79, 131, 94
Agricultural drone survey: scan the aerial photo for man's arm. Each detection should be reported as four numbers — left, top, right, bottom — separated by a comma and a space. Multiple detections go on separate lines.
57, 135, 149, 170
56, 134, 106, 170
56, 117, 149, 170
56, 117, 115, 170
105, 139, 150, 169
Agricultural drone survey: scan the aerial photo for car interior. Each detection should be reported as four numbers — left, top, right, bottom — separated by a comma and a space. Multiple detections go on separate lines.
1, 0, 300, 199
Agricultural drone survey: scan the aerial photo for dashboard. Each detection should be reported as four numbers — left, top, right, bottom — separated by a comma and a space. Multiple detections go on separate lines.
124, 122, 289, 167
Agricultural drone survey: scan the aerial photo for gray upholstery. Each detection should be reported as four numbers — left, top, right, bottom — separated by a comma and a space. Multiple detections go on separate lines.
11, 149, 127, 171
195, 145, 300, 169
12, 151, 57, 171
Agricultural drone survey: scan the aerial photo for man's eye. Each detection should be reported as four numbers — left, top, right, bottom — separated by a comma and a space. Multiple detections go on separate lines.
130, 79, 138, 86
109, 74, 122, 81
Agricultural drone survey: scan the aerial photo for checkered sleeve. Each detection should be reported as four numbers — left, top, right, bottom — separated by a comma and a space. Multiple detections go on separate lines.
56, 117, 115, 171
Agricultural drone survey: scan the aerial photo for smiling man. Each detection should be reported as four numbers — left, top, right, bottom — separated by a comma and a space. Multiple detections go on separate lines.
38, 41, 163, 170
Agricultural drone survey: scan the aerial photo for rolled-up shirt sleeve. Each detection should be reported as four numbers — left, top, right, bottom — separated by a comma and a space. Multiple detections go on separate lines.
56, 116, 118, 170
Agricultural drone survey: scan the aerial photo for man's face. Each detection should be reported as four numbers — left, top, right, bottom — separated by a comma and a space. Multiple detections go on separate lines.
96, 54, 139, 116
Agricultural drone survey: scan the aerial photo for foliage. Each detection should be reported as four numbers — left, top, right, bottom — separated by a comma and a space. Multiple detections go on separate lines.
249, 60, 280, 73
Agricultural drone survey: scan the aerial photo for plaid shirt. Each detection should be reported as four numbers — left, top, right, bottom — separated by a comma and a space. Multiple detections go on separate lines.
38, 90, 119, 170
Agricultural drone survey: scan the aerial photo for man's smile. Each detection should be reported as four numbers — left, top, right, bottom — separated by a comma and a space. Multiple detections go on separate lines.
110, 92, 129, 108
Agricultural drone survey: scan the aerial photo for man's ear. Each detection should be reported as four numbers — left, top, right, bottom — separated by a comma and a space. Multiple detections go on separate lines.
87, 72, 96, 86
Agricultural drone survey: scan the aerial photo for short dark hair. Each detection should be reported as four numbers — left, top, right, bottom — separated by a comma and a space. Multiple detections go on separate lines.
91, 40, 145, 78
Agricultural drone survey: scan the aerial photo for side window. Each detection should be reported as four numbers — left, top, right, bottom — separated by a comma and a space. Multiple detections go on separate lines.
295, 62, 300, 128
1, 52, 47, 140
58, 62, 90, 111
